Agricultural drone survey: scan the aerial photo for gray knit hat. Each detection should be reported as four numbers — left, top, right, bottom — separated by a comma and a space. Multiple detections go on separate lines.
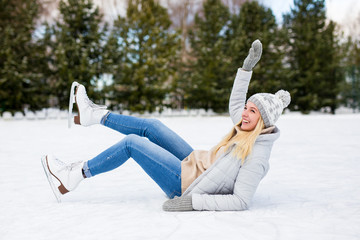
247, 90, 291, 128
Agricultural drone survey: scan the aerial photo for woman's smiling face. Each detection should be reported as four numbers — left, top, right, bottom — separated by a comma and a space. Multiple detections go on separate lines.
240, 101, 261, 131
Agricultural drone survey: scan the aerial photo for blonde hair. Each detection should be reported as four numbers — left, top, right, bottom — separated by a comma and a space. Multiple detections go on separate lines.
213, 117, 265, 165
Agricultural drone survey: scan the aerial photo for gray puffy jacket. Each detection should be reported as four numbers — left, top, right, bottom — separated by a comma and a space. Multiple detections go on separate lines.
182, 69, 280, 211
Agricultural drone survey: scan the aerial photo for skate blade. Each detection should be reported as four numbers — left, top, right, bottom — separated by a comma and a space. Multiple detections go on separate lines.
68, 82, 80, 128
41, 156, 62, 203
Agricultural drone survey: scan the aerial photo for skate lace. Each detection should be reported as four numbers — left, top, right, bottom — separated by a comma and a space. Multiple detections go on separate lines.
55, 158, 82, 171
54, 157, 66, 167
84, 93, 107, 110
66, 161, 83, 171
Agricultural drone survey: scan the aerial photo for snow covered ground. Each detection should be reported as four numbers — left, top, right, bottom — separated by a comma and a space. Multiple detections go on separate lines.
1, 113, 360, 240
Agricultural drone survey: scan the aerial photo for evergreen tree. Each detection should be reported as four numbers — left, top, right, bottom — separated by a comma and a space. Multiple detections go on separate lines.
186, 0, 231, 112
45, 0, 106, 109
341, 37, 360, 111
0, 0, 46, 114
227, 1, 286, 97
316, 21, 344, 113
283, 0, 342, 113
108, 0, 180, 113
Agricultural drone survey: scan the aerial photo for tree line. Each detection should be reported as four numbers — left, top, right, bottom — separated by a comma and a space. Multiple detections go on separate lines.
0, 0, 359, 115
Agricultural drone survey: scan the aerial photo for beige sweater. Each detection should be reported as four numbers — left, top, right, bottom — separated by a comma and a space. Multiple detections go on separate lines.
181, 126, 275, 193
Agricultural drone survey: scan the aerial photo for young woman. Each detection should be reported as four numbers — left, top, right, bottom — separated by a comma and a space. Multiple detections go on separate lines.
42, 40, 290, 211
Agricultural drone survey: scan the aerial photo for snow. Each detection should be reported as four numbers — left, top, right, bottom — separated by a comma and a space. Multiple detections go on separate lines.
1, 114, 360, 240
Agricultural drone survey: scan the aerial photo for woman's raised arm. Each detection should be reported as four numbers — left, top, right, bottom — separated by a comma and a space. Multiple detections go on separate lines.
229, 40, 262, 125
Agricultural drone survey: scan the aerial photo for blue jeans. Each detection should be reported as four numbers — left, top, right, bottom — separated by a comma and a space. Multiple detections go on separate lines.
83, 113, 194, 198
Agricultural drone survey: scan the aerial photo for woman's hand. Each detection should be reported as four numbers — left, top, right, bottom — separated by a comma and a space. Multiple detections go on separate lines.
242, 39, 262, 71
162, 196, 193, 211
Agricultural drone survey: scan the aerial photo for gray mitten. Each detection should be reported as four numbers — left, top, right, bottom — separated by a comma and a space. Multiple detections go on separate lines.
242, 39, 262, 71
162, 196, 193, 212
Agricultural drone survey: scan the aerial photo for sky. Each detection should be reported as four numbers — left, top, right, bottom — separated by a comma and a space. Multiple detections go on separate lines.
41, 0, 360, 38
91, 0, 360, 26
260, 0, 360, 36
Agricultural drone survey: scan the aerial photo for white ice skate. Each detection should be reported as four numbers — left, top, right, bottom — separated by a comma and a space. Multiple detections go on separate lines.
41, 155, 84, 203
68, 81, 108, 128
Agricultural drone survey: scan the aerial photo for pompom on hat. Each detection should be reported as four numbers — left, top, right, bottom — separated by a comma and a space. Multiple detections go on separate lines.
247, 90, 291, 128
